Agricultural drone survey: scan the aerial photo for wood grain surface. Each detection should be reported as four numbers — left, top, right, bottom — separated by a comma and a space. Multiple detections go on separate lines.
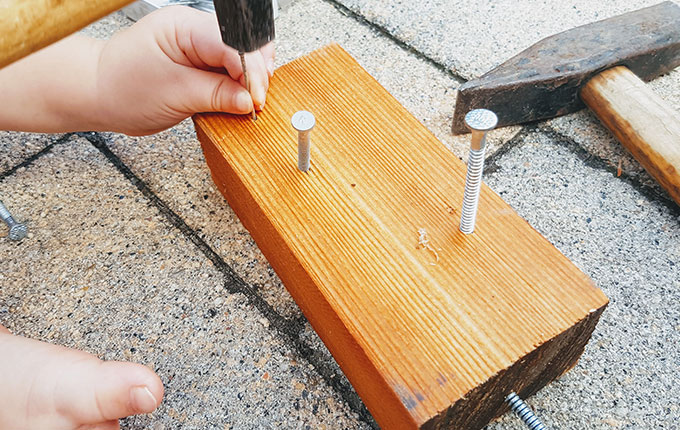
194, 44, 609, 430
581, 66, 680, 205
0, 0, 134, 68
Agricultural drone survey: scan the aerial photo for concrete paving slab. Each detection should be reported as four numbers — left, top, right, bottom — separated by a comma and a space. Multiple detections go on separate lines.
97, 121, 303, 320
484, 130, 680, 429
80, 9, 134, 39
0, 132, 66, 175
0, 136, 367, 430
333, 0, 679, 80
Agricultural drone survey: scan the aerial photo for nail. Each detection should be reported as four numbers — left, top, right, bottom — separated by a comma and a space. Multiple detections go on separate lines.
291, 110, 316, 172
459, 109, 498, 235
239, 51, 257, 121
0, 200, 27, 241
130, 386, 158, 413
506, 392, 547, 430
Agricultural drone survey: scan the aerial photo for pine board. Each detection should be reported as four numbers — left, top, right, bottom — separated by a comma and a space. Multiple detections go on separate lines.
193, 44, 608, 430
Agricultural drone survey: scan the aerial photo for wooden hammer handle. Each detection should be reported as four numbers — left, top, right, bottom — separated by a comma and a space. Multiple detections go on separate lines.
581, 66, 680, 205
0, 0, 135, 69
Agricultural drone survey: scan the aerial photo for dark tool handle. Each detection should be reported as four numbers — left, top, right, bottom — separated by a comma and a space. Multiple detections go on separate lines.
581, 66, 680, 205
213, 0, 275, 52
0, 0, 135, 68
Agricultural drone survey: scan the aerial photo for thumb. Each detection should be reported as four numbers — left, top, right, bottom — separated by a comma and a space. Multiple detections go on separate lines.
176, 67, 253, 115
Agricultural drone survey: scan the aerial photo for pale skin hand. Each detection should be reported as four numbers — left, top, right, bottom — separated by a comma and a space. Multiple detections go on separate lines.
0, 324, 164, 430
0, 6, 275, 135
0, 6, 275, 430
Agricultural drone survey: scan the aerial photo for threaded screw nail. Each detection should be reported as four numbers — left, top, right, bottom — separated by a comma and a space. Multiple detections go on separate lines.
459, 109, 497, 234
506, 392, 548, 430
0, 200, 27, 241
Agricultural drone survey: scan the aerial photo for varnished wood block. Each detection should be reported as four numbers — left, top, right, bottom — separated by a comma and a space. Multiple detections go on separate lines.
193, 44, 608, 430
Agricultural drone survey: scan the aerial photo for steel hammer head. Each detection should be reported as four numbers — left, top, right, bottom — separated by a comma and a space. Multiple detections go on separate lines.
451, 1, 680, 134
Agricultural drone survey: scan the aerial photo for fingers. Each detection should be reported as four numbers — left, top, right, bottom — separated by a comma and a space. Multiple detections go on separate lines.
260, 41, 276, 77
176, 67, 253, 115
165, 6, 272, 109
243, 50, 269, 109
65, 360, 164, 423
0, 333, 163, 427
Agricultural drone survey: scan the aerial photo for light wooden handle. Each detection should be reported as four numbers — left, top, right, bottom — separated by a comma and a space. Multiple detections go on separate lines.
581, 66, 680, 205
0, 0, 135, 68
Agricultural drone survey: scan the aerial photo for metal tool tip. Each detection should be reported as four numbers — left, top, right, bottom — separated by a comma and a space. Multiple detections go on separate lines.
465, 109, 498, 131
291, 110, 316, 131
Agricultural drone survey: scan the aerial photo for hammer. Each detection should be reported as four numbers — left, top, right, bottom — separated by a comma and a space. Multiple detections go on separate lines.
0, 0, 136, 69
452, 2, 680, 205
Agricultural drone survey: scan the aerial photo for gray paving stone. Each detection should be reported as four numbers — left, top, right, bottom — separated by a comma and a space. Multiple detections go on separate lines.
333, 0, 678, 80
98, 121, 303, 320
484, 130, 680, 429
80, 10, 134, 39
0, 137, 367, 430
0, 132, 65, 174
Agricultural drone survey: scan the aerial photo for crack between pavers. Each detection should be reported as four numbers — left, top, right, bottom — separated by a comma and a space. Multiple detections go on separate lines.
320, 0, 468, 84
80, 131, 377, 428
482, 123, 679, 216
0, 134, 73, 182
484, 125, 536, 176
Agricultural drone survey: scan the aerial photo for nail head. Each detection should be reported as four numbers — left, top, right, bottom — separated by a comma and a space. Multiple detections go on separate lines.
291, 111, 316, 132
9, 224, 27, 241
465, 109, 498, 132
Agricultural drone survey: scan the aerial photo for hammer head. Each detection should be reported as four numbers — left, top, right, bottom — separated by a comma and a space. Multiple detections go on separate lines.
452, 1, 680, 134
213, 0, 275, 53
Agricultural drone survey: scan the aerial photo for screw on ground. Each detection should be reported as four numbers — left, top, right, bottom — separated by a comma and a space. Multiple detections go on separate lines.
506, 392, 548, 430
0, 200, 27, 241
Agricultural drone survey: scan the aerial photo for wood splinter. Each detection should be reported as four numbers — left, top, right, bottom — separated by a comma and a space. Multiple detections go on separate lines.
416, 228, 440, 265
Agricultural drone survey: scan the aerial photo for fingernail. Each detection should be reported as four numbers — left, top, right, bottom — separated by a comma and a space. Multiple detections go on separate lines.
236, 91, 252, 113
266, 59, 275, 77
130, 386, 158, 413
254, 87, 266, 110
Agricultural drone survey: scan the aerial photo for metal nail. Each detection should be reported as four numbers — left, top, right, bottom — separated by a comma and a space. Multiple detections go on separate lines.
0, 200, 27, 241
291, 111, 316, 172
459, 108, 498, 235
239, 52, 257, 121
506, 392, 548, 430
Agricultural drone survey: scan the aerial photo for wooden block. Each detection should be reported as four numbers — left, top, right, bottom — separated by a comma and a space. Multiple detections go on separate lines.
193, 44, 608, 430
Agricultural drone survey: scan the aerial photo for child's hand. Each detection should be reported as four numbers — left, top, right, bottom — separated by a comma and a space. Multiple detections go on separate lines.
0, 6, 275, 135
98, 6, 274, 135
